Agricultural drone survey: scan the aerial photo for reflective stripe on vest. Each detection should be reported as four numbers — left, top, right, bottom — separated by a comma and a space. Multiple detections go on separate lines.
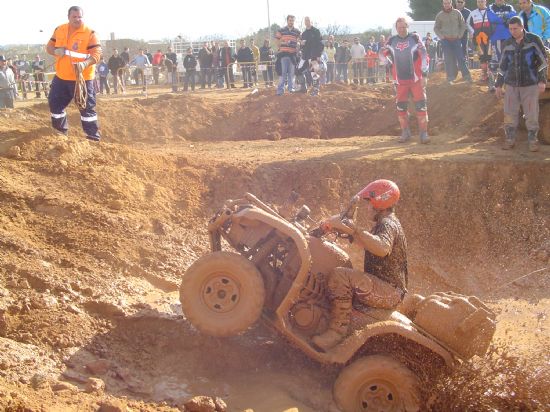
64, 49, 90, 59
53, 23, 96, 81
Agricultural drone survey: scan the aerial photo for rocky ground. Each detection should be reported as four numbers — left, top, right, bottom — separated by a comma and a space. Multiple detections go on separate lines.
0, 73, 549, 411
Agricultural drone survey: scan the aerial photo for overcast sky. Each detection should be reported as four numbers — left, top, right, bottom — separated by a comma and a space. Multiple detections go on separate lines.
2, 0, 411, 45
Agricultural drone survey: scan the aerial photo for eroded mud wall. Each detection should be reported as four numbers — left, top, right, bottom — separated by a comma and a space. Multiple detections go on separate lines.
206, 158, 549, 295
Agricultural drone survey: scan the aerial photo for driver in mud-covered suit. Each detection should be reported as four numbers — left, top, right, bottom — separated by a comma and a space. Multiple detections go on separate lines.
312, 179, 408, 351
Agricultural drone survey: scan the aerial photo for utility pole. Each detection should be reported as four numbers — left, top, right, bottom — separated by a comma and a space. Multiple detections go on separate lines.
267, 0, 271, 39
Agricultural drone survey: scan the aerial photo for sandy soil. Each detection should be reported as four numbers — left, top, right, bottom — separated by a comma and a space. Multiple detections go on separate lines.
0, 72, 549, 411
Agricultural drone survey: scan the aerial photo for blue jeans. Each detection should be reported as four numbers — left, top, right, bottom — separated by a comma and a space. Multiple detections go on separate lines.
441, 39, 471, 81
277, 56, 295, 94
336, 62, 348, 82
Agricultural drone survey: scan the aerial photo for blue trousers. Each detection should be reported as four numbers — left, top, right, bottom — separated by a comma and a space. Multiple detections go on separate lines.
441, 39, 471, 82
48, 76, 100, 140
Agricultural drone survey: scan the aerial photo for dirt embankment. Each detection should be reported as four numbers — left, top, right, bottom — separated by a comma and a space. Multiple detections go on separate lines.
0, 75, 549, 411
2, 73, 504, 145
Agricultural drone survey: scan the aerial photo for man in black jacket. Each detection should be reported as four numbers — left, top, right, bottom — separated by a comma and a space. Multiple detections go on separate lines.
335, 39, 351, 83
495, 16, 547, 152
108, 49, 125, 94
299, 16, 324, 92
183, 48, 197, 92
237, 39, 254, 88
119, 47, 130, 87
259, 39, 275, 87
198, 42, 213, 89
165, 47, 178, 92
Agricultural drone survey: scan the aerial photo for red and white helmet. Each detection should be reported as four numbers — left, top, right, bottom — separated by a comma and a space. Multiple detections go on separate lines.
357, 179, 400, 210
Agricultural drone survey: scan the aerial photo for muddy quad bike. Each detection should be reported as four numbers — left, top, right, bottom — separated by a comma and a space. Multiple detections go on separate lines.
180, 192, 497, 412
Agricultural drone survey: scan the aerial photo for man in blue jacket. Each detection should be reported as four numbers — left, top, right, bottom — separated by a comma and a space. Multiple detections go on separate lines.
518, 0, 550, 45
489, 0, 517, 78
495, 16, 548, 152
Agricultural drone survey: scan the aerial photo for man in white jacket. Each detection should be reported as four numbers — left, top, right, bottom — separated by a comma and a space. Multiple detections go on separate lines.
0, 55, 16, 109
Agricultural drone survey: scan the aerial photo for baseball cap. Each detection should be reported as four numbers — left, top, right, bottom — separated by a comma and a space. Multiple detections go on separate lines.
0, 55, 6, 62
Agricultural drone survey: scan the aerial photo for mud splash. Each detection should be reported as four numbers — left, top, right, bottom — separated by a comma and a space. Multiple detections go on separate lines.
429, 344, 550, 411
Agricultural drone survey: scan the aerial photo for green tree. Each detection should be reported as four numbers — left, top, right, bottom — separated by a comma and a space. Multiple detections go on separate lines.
240, 24, 281, 45
408, 0, 443, 20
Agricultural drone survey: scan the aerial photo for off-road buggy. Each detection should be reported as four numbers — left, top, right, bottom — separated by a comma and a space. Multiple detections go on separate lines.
180, 192, 496, 411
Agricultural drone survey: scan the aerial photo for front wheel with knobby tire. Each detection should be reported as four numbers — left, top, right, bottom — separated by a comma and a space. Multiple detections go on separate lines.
179, 251, 265, 337
333, 354, 421, 412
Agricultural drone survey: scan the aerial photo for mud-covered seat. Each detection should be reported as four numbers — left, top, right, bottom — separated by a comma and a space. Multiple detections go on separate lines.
400, 292, 496, 359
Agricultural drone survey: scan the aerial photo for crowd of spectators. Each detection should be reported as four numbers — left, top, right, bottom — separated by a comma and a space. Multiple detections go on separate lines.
84, 35, 394, 95
0, 54, 51, 105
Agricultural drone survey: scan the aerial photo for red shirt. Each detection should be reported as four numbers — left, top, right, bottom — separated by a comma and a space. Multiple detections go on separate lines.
152, 52, 163, 65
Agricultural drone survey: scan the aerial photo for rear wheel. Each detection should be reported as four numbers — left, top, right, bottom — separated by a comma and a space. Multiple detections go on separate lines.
180, 252, 265, 337
334, 355, 421, 412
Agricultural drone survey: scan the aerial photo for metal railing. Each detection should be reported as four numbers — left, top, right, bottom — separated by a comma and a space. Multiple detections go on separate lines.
8, 55, 398, 102
228, 61, 271, 88
14, 72, 53, 99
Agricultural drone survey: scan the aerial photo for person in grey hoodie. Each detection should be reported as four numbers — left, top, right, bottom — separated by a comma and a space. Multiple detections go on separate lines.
434, 0, 472, 84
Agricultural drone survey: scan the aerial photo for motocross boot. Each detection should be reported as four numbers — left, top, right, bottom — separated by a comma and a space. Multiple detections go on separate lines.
311, 298, 352, 351
398, 128, 411, 143
502, 126, 516, 150
397, 109, 410, 143
417, 113, 429, 144
480, 62, 489, 82
528, 130, 540, 152
419, 130, 430, 144
487, 71, 496, 93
